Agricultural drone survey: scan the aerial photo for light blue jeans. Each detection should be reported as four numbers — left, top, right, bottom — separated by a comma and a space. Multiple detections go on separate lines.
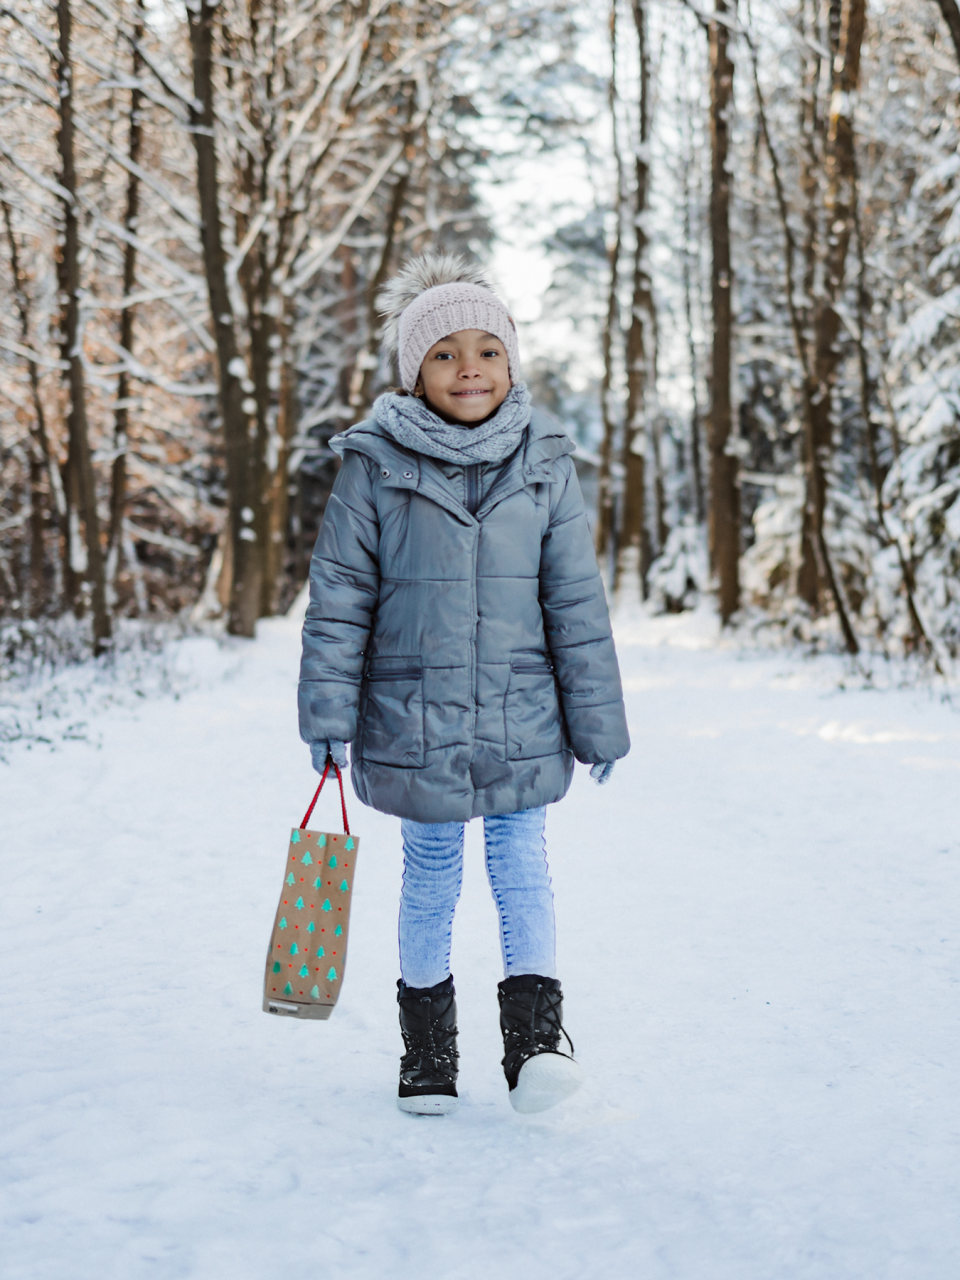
399, 807, 556, 989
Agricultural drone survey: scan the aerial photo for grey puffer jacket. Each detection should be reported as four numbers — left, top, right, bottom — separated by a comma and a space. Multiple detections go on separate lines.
298, 408, 629, 822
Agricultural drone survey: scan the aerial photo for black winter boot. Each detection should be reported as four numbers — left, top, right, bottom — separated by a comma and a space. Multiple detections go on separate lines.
497, 974, 584, 1114
397, 975, 459, 1115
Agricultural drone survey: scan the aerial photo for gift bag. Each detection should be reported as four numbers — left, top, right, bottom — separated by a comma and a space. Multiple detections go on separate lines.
263, 760, 360, 1020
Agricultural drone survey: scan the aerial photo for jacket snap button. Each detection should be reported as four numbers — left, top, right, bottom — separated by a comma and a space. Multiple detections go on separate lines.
381, 468, 390, 478
403, 470, 414, 479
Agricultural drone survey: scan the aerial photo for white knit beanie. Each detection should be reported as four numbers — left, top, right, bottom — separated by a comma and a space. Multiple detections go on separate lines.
379, 252, 520, 393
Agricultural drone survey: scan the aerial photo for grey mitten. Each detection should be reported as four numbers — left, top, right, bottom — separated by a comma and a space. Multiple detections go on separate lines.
589, 761, 615, 785
310, 739, 347, 773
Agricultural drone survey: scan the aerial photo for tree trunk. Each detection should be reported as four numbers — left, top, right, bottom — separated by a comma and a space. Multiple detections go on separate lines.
187, 0, 261, 637
231, 0, 276, 619
3, 202, 44, 613
348, 162, 411, 420
261, 310, 298, 614
848, 150, 935, 662
796, 0, 866, 614
596, 0, 624, 566
107, 0, 145, 596
2, 196, 66, 613
617, 0, 656, 595
55, 0, 111, 652
794, 0, 821, 611
682, 210, 705, 524
933, 0, 960, 68
751, 37, 860, 656
596, 233, 622, 566
678, 39, 705, 524
347, 88, 417, 424
795, 0, 833, 611
708, 0, 740, 623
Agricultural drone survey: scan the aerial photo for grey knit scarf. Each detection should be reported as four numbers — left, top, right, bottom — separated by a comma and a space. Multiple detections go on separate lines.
372, 383, 532, 465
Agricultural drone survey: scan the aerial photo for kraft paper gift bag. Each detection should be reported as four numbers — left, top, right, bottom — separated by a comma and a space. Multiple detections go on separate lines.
263, 760, 360, 1021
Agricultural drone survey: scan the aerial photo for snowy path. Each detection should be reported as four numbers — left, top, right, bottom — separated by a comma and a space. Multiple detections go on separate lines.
2, 611, 960, 1280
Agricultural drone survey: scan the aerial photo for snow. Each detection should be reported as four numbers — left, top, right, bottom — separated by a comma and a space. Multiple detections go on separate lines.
2, 606, 960, 1279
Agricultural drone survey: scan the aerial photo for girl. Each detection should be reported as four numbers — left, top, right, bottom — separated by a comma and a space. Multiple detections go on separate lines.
299, 254, 629, 1115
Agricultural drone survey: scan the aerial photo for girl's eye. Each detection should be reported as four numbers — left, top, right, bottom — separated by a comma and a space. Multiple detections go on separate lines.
434, 352, 454, 360
481, 349, 501, 358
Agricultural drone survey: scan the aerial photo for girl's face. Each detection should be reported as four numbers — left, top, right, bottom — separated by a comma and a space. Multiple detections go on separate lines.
415, 329, 511, 425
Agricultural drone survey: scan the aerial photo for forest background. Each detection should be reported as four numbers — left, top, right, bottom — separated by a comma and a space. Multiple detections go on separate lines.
2, 0, 960, 674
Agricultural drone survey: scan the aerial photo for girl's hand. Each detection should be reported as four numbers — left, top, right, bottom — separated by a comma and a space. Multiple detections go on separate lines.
310, 740, 348, 773
589, 762, 615, 786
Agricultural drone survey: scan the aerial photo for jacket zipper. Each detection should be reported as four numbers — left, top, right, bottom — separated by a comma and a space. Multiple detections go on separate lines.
469, 523, 479, 736
467, 465, 480, 731
510, 661, 554, 674
366, 666, 421, 681
465, 464, 480, 516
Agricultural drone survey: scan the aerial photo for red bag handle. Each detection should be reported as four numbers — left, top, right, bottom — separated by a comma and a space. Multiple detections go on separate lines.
300, 758, 350, 835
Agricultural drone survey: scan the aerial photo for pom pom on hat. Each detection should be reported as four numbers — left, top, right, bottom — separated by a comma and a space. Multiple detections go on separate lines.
379, 252, 493, 351
378, 251, 520, 392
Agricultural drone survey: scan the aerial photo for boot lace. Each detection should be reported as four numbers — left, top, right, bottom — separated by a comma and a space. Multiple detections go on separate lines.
400, 993, 459, 1075
502, 983, 575, 1060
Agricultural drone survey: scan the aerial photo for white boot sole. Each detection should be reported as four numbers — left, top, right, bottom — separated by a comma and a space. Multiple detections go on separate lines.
509, 1053, 584, 1114
397, 1093, 459, 1116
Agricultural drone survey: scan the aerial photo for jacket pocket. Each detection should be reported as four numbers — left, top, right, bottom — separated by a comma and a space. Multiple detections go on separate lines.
359, 657, 425, 768
504, 653, 565, 760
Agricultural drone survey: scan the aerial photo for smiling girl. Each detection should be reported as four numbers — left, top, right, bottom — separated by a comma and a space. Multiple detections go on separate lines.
298, 253, 629, 1115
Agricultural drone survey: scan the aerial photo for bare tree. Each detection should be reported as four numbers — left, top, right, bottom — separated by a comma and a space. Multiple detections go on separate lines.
932, 0, 960, 66
346, 140, 416, 422
749, 31, 860, 656
106, 0, 145, 597
707, 0, 739, 623
2, 194, 66, 612
0, 0, 515, 637
187, 0, 260, 637
55, 0, 111, 650
796, 0, 865, 626
616, 0, 656, 593
596, 0, 625, 568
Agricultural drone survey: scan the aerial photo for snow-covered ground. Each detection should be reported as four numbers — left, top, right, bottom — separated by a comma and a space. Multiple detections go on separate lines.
2, 604, 959, 1279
